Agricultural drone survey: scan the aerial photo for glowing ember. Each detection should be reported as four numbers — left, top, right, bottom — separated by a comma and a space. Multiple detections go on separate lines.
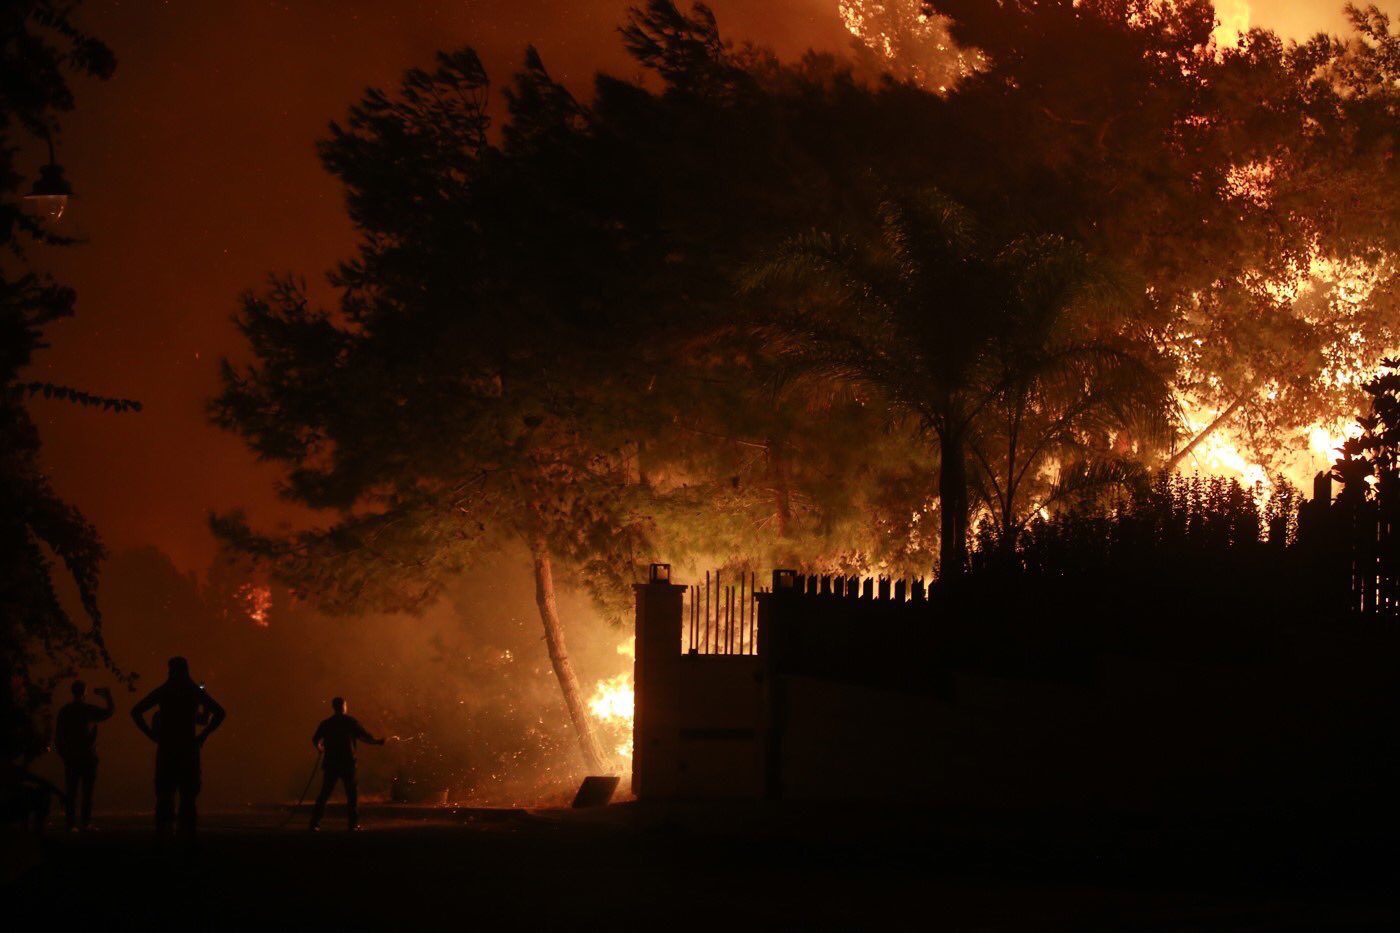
1222, 158, 1276, 206
839, 0, 926, 61
235, 582, 272, 627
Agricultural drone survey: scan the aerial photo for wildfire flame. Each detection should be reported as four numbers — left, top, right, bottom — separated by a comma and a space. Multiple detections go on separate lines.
1176, 400, 1354, 502
1212, 0, 1250, 47
1172, 244, 1387, 500
235, 582, 272, 627
588, 639, 635, 764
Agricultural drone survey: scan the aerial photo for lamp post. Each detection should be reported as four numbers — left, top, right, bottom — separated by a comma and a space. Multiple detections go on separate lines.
21, 136, 73, 227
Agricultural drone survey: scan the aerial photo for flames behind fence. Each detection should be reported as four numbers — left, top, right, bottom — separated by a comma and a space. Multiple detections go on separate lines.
684, 571, 763, 656
676, 568, 944, 659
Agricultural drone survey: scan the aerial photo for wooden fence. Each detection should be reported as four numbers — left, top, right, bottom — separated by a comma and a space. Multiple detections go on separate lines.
1298, 471, 1400, 619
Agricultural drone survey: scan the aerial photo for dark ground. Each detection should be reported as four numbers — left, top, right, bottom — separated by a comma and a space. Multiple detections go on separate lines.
4, 802, 1398, 930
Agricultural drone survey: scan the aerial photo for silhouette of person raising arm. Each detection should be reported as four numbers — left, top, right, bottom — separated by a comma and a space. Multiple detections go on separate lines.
53, 680, 114, 831
309, 696, 384, 831
130, 657, 225, 840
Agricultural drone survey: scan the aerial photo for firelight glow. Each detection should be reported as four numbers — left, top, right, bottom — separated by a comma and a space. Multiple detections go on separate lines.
236, 582, 272, 627
588, 639, 636, 764
1212, 0, 1251, 46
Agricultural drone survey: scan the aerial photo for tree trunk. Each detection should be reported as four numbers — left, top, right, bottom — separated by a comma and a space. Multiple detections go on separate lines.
1166, 392, 1249, 471
999, 500, 1018, 561
529, 536, 606, 773
939, 430, 968, 579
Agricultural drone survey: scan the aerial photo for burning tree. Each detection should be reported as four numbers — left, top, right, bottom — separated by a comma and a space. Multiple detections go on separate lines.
746, 191, 1173, 575
905, 2, 1400, 476
713, 0, 1400, 572
839, 0, 982, 91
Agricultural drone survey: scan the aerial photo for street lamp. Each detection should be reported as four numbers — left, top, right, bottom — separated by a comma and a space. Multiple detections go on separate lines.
22, 137, 73, 227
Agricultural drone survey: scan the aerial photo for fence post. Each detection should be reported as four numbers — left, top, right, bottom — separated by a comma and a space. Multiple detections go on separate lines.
759, 570, 799, 800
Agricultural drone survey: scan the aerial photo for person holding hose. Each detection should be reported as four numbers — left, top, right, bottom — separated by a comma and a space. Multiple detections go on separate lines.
309, 696, 385, 831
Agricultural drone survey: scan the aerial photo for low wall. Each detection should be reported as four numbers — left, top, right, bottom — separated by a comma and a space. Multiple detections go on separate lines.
634, 573, 1400, 815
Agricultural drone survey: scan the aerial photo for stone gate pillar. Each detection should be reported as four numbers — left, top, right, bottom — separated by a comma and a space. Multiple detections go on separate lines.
632, 563, 685, 798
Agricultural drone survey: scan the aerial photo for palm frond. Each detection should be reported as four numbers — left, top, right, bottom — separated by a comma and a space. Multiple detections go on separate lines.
1040, 458, 1151, 516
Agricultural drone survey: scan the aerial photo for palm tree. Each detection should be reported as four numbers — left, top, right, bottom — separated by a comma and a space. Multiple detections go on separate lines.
744, 191, 1172, 576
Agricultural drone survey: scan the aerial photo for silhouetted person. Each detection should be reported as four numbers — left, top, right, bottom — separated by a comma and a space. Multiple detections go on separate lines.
53, 680, 114, 831
130, 657, 225, 839
309, 697, 384, 831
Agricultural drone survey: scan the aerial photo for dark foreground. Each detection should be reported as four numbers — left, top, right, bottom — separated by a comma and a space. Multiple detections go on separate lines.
4, 803, 1398, 929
